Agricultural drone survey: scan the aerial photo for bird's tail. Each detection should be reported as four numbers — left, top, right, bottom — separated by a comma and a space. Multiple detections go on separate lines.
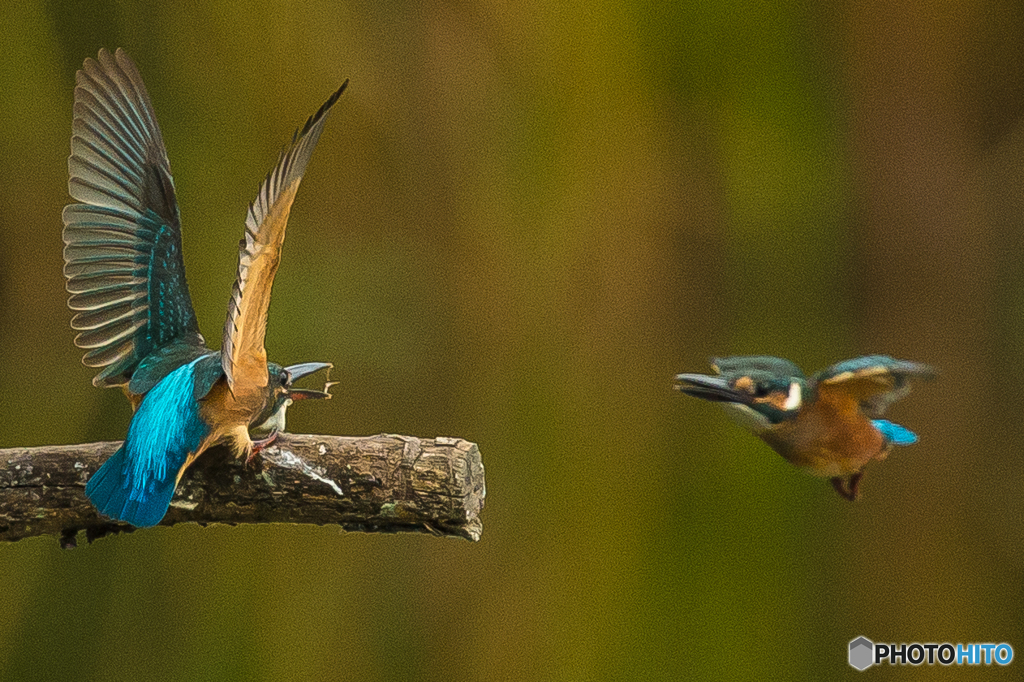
85, 356, 209, 527
872, 419, 918, 446
85, 444, 179, 527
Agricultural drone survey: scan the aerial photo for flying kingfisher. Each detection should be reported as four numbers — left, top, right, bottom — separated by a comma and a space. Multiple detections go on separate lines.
62, 48, 345, 527
674, 356, 935, 500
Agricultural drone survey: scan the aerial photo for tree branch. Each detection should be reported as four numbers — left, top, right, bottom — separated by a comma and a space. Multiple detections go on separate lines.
0, 434, 485, 548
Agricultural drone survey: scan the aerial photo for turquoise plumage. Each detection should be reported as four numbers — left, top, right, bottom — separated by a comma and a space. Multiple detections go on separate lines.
85, 356, 212, 527
872, 419, 918, 446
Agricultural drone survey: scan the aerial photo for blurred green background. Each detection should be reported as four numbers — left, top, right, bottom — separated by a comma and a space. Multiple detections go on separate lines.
1, 0, 1022, 679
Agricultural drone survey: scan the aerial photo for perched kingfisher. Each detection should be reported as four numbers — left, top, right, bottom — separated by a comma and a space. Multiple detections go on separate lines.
62, 49, 345, 527
674, 356, 935, 500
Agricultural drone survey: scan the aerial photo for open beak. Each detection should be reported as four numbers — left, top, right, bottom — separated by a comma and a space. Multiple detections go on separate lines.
673, 374, 750, 404
285, 362, 335, 401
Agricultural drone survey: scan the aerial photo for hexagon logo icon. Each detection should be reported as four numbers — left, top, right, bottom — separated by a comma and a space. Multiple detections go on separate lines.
849, 637, 874, 670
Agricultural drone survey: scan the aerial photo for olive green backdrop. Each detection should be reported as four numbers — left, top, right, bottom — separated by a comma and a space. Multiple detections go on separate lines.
1, 1, 1022, 680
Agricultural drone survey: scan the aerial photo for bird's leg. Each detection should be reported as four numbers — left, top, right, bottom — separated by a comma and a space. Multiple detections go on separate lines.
246, 429, 279, 466
830, 473, 863, 502
847, 472, 863, 500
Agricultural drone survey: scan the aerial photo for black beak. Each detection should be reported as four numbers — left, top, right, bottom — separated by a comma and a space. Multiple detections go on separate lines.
673, 374, 750, 404
285, 362, 334, 401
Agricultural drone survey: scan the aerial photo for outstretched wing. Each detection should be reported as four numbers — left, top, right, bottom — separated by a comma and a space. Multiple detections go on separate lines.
816, 356, 936, 417
221, 81, 347, 398
62, 48, 204, 388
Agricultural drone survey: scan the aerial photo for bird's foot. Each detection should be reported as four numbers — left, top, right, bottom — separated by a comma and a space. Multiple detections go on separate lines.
246, 429, 279, 467
830, 472, 863, 502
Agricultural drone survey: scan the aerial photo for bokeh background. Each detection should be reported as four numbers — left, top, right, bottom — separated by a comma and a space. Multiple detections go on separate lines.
1, 1, 1022, 679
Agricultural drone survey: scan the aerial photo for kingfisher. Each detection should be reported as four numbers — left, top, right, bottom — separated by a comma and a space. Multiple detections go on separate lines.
62, 48, 345, 527
674, 356, 935, 500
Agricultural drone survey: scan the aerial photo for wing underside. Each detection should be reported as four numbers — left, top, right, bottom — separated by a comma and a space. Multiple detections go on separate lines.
220, 81, 347, 397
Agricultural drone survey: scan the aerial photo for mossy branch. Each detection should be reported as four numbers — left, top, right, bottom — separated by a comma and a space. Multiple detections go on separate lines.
0, 434, 485, 548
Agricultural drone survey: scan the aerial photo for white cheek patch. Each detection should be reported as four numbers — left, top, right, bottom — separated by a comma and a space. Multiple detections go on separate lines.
783, 382, 802, 411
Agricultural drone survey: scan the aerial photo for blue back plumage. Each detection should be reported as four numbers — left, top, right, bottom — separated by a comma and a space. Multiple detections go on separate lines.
85, 356, 211, 526
872, 419, 918, 446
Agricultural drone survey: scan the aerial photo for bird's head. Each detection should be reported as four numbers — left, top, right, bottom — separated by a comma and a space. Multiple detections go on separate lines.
250, 361, 334, 436
674, 356, 808, 432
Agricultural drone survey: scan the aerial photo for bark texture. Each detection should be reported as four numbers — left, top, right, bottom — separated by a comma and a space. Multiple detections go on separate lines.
0, 433, 485, 547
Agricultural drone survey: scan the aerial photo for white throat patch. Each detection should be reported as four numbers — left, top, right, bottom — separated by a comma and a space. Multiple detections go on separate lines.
719, 402, 772, 433
255, 397, 294, 434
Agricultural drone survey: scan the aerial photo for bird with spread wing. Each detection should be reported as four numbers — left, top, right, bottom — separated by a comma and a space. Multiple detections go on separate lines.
62, 48, 345, 526
675, 355, 935, 500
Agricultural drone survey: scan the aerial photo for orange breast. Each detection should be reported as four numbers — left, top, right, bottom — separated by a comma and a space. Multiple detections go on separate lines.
760, 388, 886, 478
198, 379, 267, 432
175, 378, 268, 481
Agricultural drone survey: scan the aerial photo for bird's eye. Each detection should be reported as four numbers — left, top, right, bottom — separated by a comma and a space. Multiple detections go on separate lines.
281, 370, 291, 385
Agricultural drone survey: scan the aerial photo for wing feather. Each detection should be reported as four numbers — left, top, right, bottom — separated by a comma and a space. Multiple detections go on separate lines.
816, 356, 936, 417
221, 81, 347, 394
63, 48, 204, 388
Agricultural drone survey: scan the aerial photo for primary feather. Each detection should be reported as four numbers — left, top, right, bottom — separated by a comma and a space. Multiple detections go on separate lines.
221, 81, 348, 397
63, 48, 204, 388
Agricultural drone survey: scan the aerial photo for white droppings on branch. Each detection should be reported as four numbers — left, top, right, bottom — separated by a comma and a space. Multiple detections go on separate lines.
268, 446, 345, 497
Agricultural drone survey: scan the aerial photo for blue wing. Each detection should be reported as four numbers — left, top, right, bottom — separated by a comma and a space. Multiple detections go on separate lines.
62, 48, 204, 389
85, 356, 210, 526
872, 419, 918, 446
